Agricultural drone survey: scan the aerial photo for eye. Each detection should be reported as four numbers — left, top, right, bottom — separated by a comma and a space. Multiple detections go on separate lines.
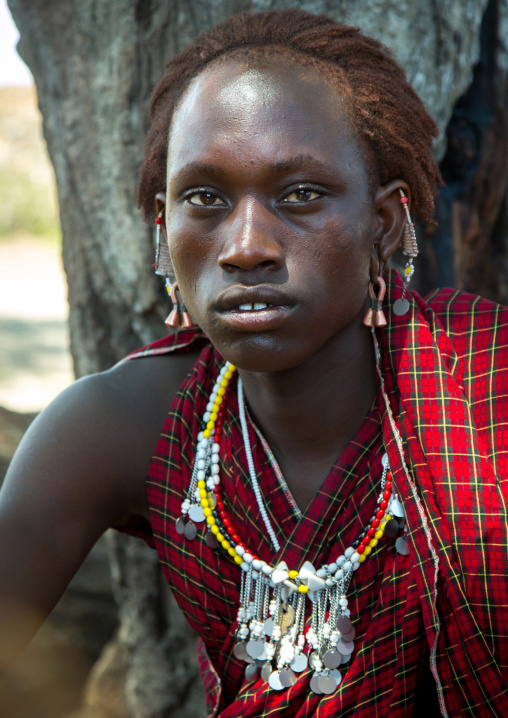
185, 190, 227, 207
281, 187, 322, 204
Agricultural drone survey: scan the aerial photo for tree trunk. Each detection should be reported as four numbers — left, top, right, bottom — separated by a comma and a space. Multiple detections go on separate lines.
7, 0, 508, 715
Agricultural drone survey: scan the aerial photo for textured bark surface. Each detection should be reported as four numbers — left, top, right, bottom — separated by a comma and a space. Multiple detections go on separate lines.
7, 0, 508, 715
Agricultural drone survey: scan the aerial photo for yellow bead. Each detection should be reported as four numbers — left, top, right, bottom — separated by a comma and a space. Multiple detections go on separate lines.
206, 516, 216, 526
363, 545, 372, 556
358, 554, 367, 563
220, 379, 228, 388
206, 420, 214, 431
210, 412, 218, 422
228, 547, 236, 557
215, 396, 223, 405
216, 532, 224, 542
211, 525, 219, 535
369, 538, 378, 547
225, 371, 233, 381
203, 508, 211, 517
212, 403, 220, 414
405, 265, 412, 274
200, 498, 209, 509
288, 570, 299, 579
197, 480, 206, 489
203, 429, 211, 438
199, 489, 207, 499
298, 585, 309, 594
375, 530, 383, 540
222, 540, 230, 550
234, 555, 243, 565
230, 365, 236, 371
218, 387, 225, 396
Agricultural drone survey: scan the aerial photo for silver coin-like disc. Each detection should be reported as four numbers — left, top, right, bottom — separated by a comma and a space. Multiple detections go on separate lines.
233, 642, 249, 661
268, 671, 284, 691
309, 652, 321, 670
395, 537, 410, 555
290, 653, 308, 673
337, 639, 355, 656
336, 616, 353, 634
205, 531, 219, 549
341, 652, 351, 665
393, 297, 410, 316
188, 504, 206, 523
322, 649, 342, 670
381, 452, 389, 468
184, 520, 197, 540
175, 517, 186, 535
263, 618, 274, 636
246, 639, 266, 659
245, 663, 259, 682
383, 519, 400, 538
261, 662, 272, 682
207, 491, 217, 509
390, 498, 405, 518
318, 675, 337, 695
279, 667, 297, 688
309, 674, 323, 694
329, 668, 343, 687
341, 628, 356, 643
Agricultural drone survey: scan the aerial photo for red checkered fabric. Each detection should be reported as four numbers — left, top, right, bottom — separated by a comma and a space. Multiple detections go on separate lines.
123, 270, 508, 716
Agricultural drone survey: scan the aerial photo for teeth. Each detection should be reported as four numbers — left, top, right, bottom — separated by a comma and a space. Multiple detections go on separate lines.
237, 303, 269, 311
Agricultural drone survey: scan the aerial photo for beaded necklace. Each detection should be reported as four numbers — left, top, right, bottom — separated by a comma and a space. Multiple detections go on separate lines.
176, 360, 407, 695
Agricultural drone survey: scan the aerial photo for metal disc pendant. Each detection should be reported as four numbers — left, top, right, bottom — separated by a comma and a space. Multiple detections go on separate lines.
246, 639, 266, 660
263, 618, 274, 636
336, 616, 353, 635
393, 297, 410, 316
268, 671, 284, 691
381, 452, 389, 468
245, 663, 259, 682
234, 642, 252, 663
279, 666, 297, 688
184, 520, 197, 540
341, 652, 351, 664
310, 673, 323, 694
329, 668, 343, 687
309, 652, 322, 670
395, 537, 410, 555
175, 517, 186, 535
205, 531, 219, 549
188, 504, 206, 523
390, 498, 405, 518
207, 491, 217, 509
341, 628, 356, 642
337, 639, 355, 656
318, 674, 337, 695
290, 652, 308, 673
383, 518, 400, 538
322, 649, 342, 670
261, 662, 272, 682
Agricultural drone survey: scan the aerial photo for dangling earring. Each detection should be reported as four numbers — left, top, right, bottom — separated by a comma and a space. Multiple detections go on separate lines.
362, 276, 387, 328
393, 189, 418, 317
164, 279, 193, 329
153, 209, 194, 329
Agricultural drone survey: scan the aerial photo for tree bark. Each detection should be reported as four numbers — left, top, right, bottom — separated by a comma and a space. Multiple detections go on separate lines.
7, 0, 508, 715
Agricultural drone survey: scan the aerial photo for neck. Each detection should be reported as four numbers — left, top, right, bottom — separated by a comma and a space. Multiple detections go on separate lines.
237, 323, 377, 510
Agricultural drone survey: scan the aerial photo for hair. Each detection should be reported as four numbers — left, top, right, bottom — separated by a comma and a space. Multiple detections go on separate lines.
138, 9, 442, 224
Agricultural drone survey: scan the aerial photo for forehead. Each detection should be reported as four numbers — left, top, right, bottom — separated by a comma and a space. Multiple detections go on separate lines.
167, 59, 367, 183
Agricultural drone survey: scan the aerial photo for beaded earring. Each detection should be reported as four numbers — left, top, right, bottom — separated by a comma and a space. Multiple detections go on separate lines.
154, 209, 194, 329
393, 189, 418, 317
362, 276, 387, 328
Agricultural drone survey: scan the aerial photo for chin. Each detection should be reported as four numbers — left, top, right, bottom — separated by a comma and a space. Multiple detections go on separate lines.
211, 334, 317, 374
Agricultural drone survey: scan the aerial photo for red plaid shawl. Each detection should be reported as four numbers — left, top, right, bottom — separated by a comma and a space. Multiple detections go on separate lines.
126, 271, 508, 717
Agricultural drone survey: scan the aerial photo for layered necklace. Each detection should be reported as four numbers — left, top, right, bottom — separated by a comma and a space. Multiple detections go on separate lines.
176, 351, 408, 695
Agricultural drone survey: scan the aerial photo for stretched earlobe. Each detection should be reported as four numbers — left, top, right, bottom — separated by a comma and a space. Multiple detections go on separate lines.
373, 180, 410, 263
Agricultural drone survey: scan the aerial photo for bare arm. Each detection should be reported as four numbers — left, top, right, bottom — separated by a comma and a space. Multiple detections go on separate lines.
0, 351, 197, 670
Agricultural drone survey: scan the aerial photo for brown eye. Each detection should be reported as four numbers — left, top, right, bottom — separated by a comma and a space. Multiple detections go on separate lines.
282, 188, 320, 203
187, 191, 225, 207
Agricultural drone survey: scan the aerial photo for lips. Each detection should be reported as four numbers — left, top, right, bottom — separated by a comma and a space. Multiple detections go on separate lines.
214, 285, 296, 331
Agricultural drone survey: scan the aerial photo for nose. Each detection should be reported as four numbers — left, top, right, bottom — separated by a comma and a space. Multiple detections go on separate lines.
218, 197, 284, 274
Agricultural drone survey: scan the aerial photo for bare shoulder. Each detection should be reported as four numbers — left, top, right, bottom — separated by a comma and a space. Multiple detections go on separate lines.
3, 349, 200, 530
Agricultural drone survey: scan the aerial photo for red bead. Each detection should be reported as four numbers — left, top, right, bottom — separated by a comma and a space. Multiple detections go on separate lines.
231, 534, 240, 543
357, 545, 365, 554
367, 528, 376, 538
385, 480, 392, 490
383, 490, 391, 500
372, 518, 381, 528
380, 500, 388, 510
155, 216, 163, 224
376, 509, 384, 519
400, 196, 408, 204
219, 510, 226, 519
223, 518, 231, 529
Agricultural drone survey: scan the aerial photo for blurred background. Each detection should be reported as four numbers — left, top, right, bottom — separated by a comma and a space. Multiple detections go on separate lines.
0, 2, 116, 716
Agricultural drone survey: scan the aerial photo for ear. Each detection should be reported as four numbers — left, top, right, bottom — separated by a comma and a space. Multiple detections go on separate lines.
372, 179, 411, 266
155, 191, 167, 239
